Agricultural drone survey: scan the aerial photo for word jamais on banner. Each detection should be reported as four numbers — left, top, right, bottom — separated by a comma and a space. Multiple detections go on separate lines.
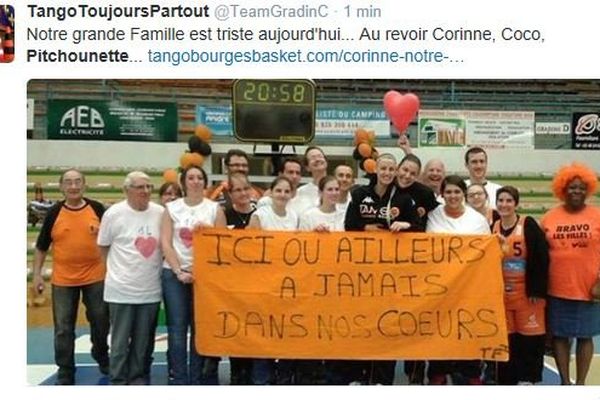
193, 229, 507, 361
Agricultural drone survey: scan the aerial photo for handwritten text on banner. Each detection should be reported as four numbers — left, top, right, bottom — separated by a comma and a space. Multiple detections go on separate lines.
193, 229, 507, 361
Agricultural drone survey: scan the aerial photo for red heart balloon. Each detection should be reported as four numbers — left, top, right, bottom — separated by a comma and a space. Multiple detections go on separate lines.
383, 91, 420, 133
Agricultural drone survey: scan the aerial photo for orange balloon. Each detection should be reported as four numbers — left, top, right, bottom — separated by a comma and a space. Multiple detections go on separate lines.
180, 152, 204, 169
357, 142, 372, 158
163, 168, 178, 183
367, 131, 376, 145
363, 158, 377, 174
195, 124, 213, 142
353, 128, 370, 146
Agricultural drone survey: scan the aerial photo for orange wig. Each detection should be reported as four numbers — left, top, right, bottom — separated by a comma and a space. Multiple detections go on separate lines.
551, 162, 598, 201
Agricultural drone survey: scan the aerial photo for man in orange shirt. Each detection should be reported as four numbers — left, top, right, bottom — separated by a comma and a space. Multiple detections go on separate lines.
32, 169, 109, 385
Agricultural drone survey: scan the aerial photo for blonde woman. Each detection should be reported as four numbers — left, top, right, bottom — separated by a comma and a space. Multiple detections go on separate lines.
344, 154, 420, 384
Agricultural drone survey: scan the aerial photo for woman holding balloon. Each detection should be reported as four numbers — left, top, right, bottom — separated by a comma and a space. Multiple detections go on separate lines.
385, 90, 448, 203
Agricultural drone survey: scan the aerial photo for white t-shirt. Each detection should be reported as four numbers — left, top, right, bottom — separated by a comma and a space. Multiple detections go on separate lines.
336, 194, 352, 215
296, 182, 320, 204
257, 194, 314, 218
426, 204, 491, 234
163, 197, 219, 271
465, 179, 502, 210
98, 200, 164, 304
299, 207, 345, 232
254, 206, 298, 231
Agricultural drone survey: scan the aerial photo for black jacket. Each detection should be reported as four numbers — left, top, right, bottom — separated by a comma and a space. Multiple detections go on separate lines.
344, 183, 422, 232
396, 181, 438, 227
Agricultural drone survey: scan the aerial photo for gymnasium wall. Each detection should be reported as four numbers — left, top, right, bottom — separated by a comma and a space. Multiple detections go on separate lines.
27, 139, 599, 176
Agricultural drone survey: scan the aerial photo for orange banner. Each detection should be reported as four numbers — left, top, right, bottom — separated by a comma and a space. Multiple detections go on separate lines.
193, 229, 508, 361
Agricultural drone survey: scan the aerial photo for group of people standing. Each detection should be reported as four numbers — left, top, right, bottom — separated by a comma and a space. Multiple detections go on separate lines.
32, 145, 600, 386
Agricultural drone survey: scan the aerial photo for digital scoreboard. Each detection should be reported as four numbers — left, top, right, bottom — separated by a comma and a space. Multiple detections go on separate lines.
232, 79, 316, 144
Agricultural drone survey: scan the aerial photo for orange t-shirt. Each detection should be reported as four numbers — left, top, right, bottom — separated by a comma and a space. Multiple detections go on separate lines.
43, 204, 105, 286
541, 205, 600, 300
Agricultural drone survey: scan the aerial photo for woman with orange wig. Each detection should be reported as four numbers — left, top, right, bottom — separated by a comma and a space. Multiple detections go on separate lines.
540, 162, 600, 385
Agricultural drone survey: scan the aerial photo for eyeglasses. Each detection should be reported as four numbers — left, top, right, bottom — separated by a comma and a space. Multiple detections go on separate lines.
130, 184, 154, 191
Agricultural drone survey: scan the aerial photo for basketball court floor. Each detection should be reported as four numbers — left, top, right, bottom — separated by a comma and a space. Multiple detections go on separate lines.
27, 326, 600, 385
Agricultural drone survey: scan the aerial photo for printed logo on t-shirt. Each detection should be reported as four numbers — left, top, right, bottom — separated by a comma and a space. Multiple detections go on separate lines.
179, 228, 193, 248
89, 223, 99, 235
552, 223, 590, 240
572, 240, 588, 248
503, 259, 526, 273
359, 205, 394, 220
134, 236, 158, 258
525, 313, 540, 328
362, 196, 375, 204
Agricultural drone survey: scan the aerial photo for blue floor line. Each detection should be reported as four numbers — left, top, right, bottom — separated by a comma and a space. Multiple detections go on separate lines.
29, 327, 594, 385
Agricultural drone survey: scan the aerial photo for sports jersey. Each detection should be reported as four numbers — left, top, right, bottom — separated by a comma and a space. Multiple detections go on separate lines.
35, 198, 105, 286
541, 205, 600, 301
493, 216, 549, 297
494, 217, 529, 304
492, 215, 549, 335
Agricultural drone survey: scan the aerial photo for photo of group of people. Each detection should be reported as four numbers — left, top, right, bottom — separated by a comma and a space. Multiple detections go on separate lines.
26, 79, 600, 388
